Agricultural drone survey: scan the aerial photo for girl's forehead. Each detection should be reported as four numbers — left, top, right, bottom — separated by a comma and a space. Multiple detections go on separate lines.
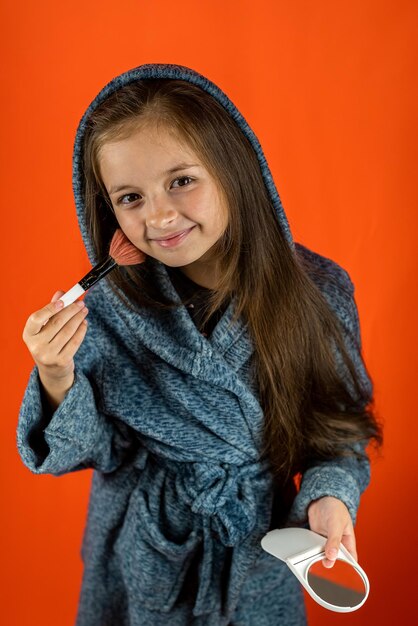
99, 122, 196, 161
97, 124, 209, 189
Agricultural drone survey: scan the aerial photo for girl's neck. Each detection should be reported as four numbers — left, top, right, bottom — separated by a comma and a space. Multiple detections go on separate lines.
179, 259, 220, 289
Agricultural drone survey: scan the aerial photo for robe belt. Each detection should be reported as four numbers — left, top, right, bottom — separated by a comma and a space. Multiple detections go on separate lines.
132, 448, 272, 546
129, 448, 274, 616
173, 458, 272, 547
174, 459, 274, 615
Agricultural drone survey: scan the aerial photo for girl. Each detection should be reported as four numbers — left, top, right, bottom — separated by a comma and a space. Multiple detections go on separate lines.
18, 64, 382, 626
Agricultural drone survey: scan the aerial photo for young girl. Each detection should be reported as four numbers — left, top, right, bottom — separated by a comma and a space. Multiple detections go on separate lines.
18, 63, 382, 626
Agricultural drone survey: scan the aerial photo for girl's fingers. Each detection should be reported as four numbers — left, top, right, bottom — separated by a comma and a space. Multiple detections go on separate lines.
58, 318, 88, 362
323, 539, 341, 567
323, 520, 345, 568
51, 290, 65, 303
24, 293, 85, 340
23, 294, 89, 380
24, 299, 65, 337
42, 292, 66, 328
48, 307, 89, 354
37, 301, 86, 344
308, 496, 356, 569
341, 530, 358, 562
323, 525, 357, 568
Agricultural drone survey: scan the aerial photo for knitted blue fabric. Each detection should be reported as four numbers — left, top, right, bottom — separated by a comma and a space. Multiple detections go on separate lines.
17, 63, 372, 626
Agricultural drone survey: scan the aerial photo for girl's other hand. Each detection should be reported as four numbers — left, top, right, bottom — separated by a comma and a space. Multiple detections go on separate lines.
22, 290, 89, 409
307, 496, 357, 568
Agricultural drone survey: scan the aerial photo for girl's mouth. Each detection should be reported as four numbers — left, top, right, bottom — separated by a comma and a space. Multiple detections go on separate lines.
152, 226, 195, 248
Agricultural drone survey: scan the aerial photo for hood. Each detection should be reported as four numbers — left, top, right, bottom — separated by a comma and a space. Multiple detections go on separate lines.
72, 63, 294, 266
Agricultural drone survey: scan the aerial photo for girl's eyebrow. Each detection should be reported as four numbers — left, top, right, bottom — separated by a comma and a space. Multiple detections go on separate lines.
166, 162, 200, 174
108, 163, 200, 195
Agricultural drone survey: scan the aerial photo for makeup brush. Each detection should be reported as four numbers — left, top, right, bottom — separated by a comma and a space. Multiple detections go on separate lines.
60, 229, 146, 308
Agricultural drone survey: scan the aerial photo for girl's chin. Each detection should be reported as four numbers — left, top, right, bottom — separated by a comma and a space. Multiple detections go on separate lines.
144, 249, 203, 267
150, 246, 213, 268
160, 256, 204, 268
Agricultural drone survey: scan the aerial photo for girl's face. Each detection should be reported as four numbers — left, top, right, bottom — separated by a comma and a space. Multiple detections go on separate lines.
98, 124, 229, 287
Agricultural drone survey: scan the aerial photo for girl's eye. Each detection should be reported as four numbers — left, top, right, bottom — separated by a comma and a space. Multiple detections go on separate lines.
117, 193, 141, 206
115, 177, 193, 206
171, 176, 194, 188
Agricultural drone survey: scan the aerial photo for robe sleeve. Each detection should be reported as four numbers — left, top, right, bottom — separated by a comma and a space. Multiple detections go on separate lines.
16, 290, 137, 476
288, 259, 373, 525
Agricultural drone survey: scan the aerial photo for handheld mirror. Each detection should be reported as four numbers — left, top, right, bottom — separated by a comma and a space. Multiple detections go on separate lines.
261, 528, 369, 613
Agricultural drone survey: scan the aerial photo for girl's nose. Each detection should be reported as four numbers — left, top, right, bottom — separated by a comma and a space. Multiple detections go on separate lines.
145, 202, 178, 230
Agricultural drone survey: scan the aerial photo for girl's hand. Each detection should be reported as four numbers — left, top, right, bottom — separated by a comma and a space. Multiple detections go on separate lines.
22, 290, 89, 409
307, 496, 357, 568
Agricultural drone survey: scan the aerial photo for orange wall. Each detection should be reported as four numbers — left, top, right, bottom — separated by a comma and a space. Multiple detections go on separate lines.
2, 1, 417, 624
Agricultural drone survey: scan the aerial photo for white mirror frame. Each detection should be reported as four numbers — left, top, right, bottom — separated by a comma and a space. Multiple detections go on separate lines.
261, 528, 370, 613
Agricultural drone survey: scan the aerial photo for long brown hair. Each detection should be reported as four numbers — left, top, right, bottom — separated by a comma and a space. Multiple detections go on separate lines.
80, 79, 382, 480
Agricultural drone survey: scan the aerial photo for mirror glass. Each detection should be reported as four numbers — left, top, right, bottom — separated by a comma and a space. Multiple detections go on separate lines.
307, 558, 367, 607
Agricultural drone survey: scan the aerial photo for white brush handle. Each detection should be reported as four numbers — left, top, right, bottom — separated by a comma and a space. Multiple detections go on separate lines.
60, 283, 86, 308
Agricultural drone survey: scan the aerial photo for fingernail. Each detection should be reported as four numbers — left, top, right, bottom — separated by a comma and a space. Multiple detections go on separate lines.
55, 300, 64, 309
328, 548, 338, 559
76, 300, 85, 308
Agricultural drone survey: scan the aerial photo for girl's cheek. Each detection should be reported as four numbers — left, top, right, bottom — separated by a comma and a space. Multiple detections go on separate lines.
115, 210, 142, 230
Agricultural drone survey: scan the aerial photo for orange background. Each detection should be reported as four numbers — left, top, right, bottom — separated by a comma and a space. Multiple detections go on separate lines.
2, 1, 417, 624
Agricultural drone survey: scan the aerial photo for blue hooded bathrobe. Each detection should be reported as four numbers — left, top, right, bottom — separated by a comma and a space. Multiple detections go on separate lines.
17, 64, 373, 626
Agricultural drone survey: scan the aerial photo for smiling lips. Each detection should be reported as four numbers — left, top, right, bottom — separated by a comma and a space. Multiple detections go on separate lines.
151, 226, 195, 248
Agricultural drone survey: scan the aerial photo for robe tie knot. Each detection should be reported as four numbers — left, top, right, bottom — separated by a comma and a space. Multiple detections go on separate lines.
175, 459, 271, 546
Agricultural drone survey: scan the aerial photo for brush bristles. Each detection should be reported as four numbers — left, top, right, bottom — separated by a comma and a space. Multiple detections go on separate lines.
109, 229, 146, 266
